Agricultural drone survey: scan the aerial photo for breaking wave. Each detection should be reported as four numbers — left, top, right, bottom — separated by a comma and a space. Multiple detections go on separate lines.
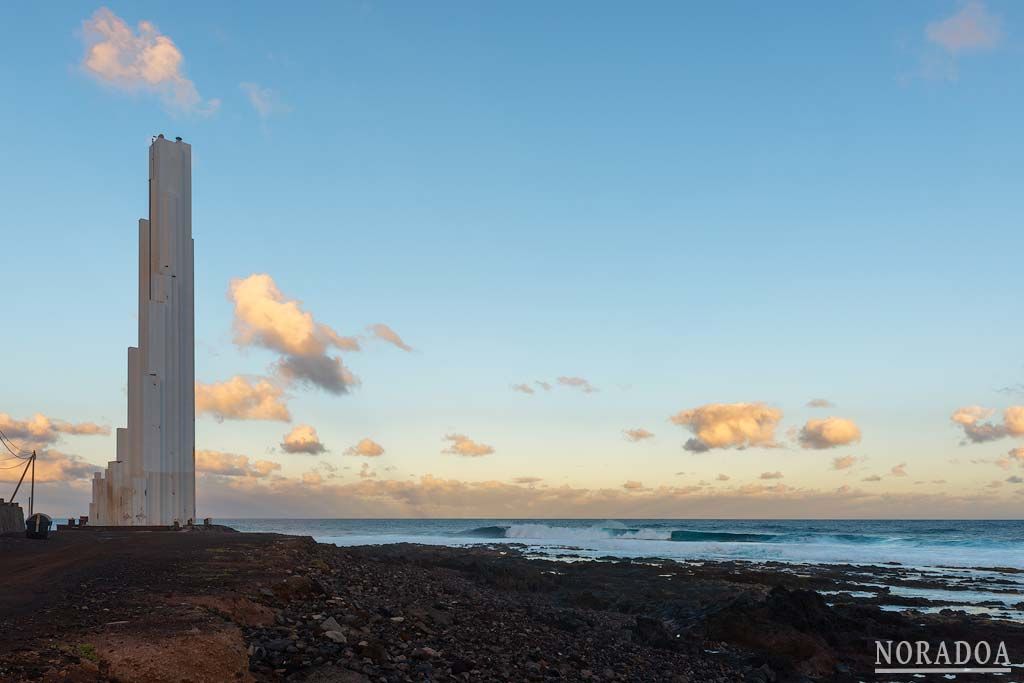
457, 525, 899, 546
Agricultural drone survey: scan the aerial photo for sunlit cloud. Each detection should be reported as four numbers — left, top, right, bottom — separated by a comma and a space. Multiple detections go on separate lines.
175, 471, 1024, 518
623, 428, 654, 442
0, 449, 96, 483
511, 383, 535, 395
716, 473, 731, 481
196, 450, 280, 478
442, 433, 494, 457
798, 417, 861, 449
344, 438, 385, 457
950, 405, 1024, 444
195, 375, 291, 422
512, 476, 542, 485
1007, 406, 1024, 436
0, 412, 109, 451
80, 7, 219, 115
891, 463, 908, 477
229, 273, 360, 394
535, 381, 552, 392
862, 474, 882, 482
622, 480, 647, 491
670, 402, 782, 452
229, 273, 360, 357
759, 471, 784, 480
280, 424, 326, 455
367, 323, 413, 352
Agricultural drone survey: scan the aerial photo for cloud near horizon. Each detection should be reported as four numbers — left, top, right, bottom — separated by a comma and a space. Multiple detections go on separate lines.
0, 413, 109, 451
196, 450, 280, 478
0, 448, 97, 484
950, 405, 1024, 444
345, 438, 385, 457
280, 424, 327, 455
195, 376, 291, 422
831, 454, 861, 470
80, 8, 218, 115
798, 417, 862, 449
670, 402, 783, 452
442, 434, 494, 457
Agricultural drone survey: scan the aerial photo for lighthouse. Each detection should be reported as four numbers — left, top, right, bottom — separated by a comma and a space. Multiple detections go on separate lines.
89, 135, 196, 526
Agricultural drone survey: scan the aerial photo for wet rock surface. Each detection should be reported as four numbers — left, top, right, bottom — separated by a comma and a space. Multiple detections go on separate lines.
0, 530, 1021, 682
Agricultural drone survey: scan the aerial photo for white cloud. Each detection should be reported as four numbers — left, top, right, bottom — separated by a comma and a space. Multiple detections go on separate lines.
80, 7, 219, 115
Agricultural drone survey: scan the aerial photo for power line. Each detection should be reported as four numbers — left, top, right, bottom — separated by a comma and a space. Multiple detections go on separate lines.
0, 460, 31, 470
0, 428, 32, 458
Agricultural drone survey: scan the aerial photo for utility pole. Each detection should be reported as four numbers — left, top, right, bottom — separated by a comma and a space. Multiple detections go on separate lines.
29, 450, 35, 517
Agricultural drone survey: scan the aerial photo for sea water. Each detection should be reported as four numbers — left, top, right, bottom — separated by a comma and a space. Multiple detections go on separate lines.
220, 518, 1024, 570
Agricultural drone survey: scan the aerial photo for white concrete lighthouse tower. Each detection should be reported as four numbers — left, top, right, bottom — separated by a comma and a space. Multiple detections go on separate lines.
89, 135, 196, 526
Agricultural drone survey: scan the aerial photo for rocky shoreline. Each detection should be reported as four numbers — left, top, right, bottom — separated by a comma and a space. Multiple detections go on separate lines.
0, 527, 1021, 682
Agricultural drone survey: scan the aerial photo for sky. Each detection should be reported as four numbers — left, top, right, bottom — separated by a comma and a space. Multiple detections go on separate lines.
1, 1, 1023, 519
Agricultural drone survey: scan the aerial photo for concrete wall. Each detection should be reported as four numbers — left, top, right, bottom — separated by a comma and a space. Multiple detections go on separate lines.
0, 501, 25, 534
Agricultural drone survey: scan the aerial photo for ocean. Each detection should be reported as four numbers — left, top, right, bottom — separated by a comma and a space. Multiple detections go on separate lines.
220, 518, 1024, 570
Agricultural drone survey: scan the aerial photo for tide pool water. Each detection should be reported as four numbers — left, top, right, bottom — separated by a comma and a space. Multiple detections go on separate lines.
220, 518, 1024, 570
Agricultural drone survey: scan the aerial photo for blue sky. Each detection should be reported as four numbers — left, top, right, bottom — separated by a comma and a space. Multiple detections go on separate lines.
1, 2, 1022, 517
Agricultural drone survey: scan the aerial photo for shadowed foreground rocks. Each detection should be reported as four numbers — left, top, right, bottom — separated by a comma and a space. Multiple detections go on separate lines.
0, 530, 1020, 682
